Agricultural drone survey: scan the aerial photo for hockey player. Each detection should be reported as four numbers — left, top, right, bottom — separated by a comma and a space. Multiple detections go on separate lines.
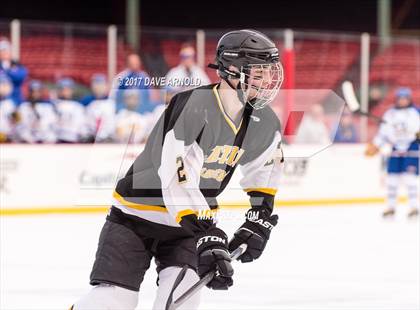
81, 74, 110, 106
16, 80, 58, 143
54, 78, 88, 143
83, 74, 116, 142
115, 89, 151, 144
365, 87, 419, 218
72, 29, 284, 310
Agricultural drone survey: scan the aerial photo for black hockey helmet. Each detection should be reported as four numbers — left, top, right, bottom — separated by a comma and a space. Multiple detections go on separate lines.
209, 29, 283, 109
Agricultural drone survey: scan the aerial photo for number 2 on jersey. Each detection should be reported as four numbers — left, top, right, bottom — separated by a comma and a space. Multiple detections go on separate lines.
176, 156, 187, 183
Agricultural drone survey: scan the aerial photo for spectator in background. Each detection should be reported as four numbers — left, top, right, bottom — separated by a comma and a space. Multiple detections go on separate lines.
0, 73, 16, 142
165, 43, 210, 101
0, 38, 28, 105
84, 74, 116, 142
114, 53, 154, 114
295, 103, 331, 144
333, 109, 359, 143
54, 78, 87, 143
16, 80, 57, 143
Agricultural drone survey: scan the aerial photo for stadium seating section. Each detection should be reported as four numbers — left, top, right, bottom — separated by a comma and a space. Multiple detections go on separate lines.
369, 42, 420, 116
20, 35, 129, 84
15, 35, 420, 117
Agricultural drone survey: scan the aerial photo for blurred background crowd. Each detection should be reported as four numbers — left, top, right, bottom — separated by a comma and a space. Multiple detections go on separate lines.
0, 37, 212, 144
0, 12, 418, 145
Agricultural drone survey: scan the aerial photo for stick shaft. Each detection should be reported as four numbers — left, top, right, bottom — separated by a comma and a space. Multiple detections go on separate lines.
354, 110, 385, 123
170, 244, 247, 310
342, 81, 385, 123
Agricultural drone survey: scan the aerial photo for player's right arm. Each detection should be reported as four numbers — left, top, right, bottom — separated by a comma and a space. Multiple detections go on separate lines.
156, 92, 233, 289
365, 110, 392, 156
155, 92, 212, 233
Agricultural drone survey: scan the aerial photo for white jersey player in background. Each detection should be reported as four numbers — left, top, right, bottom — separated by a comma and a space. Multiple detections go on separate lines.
54, 78, 88, 143
84, 74, 116, 142
16, 80, 58, 143
114, 89, 165, 144
366, 87, 420, 218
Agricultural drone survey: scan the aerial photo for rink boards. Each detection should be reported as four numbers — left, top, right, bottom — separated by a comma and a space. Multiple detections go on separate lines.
0, 143, 399, 213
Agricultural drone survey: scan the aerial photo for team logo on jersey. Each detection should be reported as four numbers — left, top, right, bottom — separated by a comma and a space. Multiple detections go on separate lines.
201, 146, 245, 182
201, 168, 227, 182
205, 145, 245, 167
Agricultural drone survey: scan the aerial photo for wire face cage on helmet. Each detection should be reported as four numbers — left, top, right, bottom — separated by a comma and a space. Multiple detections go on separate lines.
209, 29, 285, 110
239, 62, 284, 110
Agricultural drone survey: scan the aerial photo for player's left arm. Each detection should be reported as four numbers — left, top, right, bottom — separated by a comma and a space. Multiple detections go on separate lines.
229, 130, 283, 263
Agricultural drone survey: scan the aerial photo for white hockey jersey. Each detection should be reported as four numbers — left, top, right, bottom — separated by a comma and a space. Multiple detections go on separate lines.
115, 109, 151, 144
373, 106, 420, 151
55, 99, 87, 142
86, 98, 116, 142
16, 101, 58, 143
112, 84, 283, 238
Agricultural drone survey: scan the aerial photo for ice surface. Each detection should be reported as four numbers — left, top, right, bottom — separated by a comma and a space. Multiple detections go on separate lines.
1, 205, 419, 310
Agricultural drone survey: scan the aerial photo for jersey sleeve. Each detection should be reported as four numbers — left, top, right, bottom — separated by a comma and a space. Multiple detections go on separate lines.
239, 130, 283, 212
372, 110, 392, 147
156, 92, 214, 234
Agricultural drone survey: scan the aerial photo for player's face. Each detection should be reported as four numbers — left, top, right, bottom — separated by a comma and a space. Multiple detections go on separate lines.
30, 89, 42, 100
124, 92, 140, 110
396, 97, 410, 108
60, 87, 73, 99
92, 82, 108, 97
242, 63, 283, 108
246, 65, 273, 98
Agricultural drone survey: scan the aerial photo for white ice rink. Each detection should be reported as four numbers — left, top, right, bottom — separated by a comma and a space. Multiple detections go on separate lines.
1, 205, 419, 310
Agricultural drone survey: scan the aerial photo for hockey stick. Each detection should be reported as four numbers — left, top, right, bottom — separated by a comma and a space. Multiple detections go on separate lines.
166, 243, 248, 310
165, 265, 189, 310
341, 81, 385, 123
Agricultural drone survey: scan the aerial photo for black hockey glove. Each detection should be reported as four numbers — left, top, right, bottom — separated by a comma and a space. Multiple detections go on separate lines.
229, 207, 278, 263
196, 227, 233, 290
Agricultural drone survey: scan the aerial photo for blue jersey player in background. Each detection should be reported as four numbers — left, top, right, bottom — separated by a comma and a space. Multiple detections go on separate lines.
366, 87, 419, 218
